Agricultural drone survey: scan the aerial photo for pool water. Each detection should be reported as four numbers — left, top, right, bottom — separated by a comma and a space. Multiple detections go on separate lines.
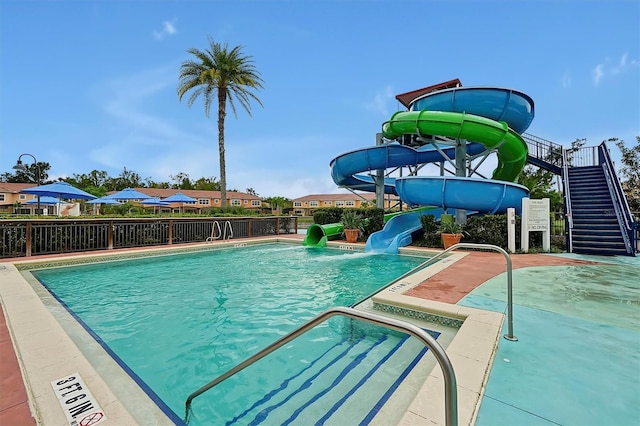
32, 243, 428, 423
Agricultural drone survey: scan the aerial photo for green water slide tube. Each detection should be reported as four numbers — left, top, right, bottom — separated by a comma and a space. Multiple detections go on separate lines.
382, 110, 527, 182
303, 223, 344, 247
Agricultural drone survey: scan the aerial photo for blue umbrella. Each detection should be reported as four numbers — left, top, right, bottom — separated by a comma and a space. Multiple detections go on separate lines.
87, 196, 121, 205
141, 197, 170, 207
162, 192, 197, 203
23, 196, 69, 205
20, 181, 97, 200
105, 188, 152, 201
162, 192, 197, 213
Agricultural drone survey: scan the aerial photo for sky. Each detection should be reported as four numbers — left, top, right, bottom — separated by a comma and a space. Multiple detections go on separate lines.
1, 0, 638, 199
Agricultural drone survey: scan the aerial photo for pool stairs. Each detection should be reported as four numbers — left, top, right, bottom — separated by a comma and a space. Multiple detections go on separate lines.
224, 329, 436, 425
193, 330, 440, 425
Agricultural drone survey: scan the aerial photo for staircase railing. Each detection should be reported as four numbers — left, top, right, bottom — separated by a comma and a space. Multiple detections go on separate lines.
598, 143, 635, 255
522, 133, 563, 172
566, 145, 598, 167
184, 306, 458, 426
562, 148, 574, 253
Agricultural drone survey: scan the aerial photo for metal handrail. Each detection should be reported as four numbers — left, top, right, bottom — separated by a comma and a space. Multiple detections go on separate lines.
184, 306, 458, 426
601, 163, 633, 254
205, 221, 222, 242
223, 220, 233, 240
562, 149, 574, 252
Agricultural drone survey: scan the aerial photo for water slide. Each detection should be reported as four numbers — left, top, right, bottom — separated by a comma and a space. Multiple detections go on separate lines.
329, 87, 534, 253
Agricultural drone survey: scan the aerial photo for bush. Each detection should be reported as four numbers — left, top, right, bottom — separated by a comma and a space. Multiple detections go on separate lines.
313, 207, 384, 241
413, 213, 561, 253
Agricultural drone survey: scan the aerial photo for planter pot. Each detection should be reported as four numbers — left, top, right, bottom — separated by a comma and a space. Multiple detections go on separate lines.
441, 233, 462, 249
344, 228, 360, 243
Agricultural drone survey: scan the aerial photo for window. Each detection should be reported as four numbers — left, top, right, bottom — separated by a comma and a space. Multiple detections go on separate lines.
19, 194, 27, 200
198, 199, 210, 205
346, 201, 355, 207
294, 209, 303, 215
324, 201, 332, 206
294, 202, 302, 207
244, 200, 248, 205
310, 201, 319, 207
335, 201, 344, 207
231, 199, 241, 206
251, 200, 261, 206
0, 194, 4, 202
214, 199, 220, 204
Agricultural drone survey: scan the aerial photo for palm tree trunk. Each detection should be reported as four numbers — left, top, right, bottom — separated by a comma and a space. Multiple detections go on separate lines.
218, 89, 227, 207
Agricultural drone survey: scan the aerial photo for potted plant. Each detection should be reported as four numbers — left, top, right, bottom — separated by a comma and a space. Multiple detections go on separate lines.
439, 220, 467, 249
341, 209, 364, 243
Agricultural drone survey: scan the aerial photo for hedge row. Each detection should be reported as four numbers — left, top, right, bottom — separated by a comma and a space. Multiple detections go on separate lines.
312, 207, 385, 241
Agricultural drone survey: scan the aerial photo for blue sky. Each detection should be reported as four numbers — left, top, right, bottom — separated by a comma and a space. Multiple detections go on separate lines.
1, 0, 638, 199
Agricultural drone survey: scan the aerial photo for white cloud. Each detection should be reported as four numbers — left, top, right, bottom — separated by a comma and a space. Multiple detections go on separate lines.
562, 71, 572, 89
592, 64, 605, 86
592, 53, 639, 85
364, 86, 394, 116
153, 20, 177, 41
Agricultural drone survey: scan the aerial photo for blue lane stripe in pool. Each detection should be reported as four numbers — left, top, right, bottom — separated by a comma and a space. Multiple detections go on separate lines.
279, 335, 389, 426
359, 345, 431, 426
315, 334, 411, 425
248, 335, 388, 426
34, 278, 186, 425
225, 337, 359, 425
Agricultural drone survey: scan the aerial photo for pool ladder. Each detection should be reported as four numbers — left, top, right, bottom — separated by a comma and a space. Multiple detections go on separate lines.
206, 220, 233, 242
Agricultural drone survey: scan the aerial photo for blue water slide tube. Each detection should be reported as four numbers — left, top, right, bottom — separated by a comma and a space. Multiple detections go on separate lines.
365, 208, 446, 254
410, 86, 535, 134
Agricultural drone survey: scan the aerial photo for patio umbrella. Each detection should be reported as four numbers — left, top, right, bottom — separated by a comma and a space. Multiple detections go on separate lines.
141, 197, 170, 214
23, 196, 69, 205
104, 188, 152, 201
162, 192, 197, 213
87, 196, 121, 205
20, 181, 97, 200
86, 196, 120, 215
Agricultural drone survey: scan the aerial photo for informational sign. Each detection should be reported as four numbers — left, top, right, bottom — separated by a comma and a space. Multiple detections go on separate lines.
521, 198, 551, 252
526, 199, 550, 231
51, 373, 106, 426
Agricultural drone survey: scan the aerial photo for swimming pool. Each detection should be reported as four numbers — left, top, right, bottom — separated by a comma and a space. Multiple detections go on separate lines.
30, 243, 435, 424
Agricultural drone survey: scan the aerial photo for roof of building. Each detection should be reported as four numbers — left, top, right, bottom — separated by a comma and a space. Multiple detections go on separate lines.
293, 193, 400, 202
395, 78, 463, 109
0, 182, 37, 193
128, 188, 262, 201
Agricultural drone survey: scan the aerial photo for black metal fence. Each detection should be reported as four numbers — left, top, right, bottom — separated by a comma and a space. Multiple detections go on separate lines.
0, 216, 297, 258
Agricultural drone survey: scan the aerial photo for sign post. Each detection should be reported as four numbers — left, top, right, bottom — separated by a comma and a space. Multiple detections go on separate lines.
521, 198, 550, 252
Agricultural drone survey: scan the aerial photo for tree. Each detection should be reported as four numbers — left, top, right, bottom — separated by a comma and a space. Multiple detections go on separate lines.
0, 162, 51, 184
178, 36, 264, 208
517, 165, 563, 211
263, 196, 292, 214
170, 172, 194, 190
194, 176, 220, 191
245, 187, 259, 196
615, 136, 640, 211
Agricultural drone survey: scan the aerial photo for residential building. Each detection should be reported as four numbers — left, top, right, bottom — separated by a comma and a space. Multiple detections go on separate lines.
0, 183, 38, 214
291, 193, 404, 216
128, 188, 263, 213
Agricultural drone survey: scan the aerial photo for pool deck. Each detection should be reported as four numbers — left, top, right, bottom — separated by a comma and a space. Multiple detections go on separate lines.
1, 235, 636, 425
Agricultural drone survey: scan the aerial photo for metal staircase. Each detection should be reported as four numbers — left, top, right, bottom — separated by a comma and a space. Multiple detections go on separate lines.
568, 166, 628, 255
523, 135, 636, 256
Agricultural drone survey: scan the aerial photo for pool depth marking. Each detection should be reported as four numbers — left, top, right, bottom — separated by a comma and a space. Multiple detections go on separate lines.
51, 373, 106, 426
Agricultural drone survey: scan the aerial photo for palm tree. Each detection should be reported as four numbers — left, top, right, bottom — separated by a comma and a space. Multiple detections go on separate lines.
177, 36, 263, 208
